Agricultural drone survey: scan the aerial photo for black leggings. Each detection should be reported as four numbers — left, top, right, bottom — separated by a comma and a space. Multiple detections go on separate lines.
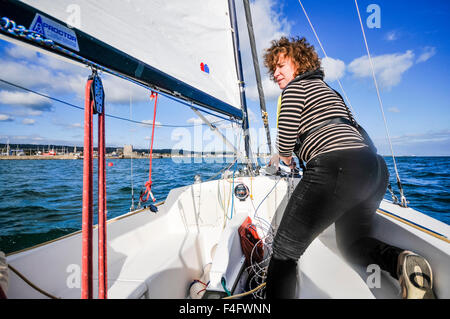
266, 147, 404, 299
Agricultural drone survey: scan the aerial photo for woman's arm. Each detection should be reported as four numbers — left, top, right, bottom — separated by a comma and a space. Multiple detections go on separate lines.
276, 83, 305, 158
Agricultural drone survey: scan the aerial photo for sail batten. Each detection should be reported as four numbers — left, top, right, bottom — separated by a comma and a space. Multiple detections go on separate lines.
2, 0, 243, 119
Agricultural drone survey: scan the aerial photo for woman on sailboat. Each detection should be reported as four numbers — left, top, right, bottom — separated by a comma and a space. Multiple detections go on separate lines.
263, 36, 435, 299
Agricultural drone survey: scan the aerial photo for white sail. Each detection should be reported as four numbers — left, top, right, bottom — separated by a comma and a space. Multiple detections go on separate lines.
19, 0, 241, 110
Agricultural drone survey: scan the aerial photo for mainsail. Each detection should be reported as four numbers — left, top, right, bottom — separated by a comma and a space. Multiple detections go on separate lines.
1, 0, 244, 119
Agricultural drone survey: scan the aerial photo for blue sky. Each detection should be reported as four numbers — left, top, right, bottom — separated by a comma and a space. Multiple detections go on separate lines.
0, 0, 449, 156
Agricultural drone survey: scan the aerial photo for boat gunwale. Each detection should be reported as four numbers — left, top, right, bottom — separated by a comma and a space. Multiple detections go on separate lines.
376, 207, 450, 243
5, 201, 165, 257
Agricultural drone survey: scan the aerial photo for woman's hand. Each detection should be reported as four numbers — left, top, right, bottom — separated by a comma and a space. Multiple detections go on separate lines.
269, 154, 296, 170
280, 155, 292, 165
280, 155, 296, 169
268, 153, 280, 169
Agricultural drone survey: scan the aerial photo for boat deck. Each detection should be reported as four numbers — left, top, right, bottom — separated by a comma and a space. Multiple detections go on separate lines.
299, 225, 400, 299
4, 175, 449, 299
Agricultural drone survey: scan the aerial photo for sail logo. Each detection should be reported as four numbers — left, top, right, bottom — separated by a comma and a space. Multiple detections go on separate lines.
200, 62, 210, 74
30, 14, 80, 52
31, 16, 45, 35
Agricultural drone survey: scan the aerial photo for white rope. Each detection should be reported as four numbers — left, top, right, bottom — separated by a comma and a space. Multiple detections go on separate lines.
354, 0, 407, 207
244, 176, 285, 299
297, 0, 357, 118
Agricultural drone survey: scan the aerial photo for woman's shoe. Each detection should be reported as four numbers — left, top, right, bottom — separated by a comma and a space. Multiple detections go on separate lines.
397, 251, 435, 299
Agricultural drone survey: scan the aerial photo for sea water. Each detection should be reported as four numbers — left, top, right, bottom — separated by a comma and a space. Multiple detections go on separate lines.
0, 157, 448, 254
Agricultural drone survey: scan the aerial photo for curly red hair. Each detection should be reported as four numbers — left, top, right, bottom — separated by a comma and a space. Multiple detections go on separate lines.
263, 36, 321, 81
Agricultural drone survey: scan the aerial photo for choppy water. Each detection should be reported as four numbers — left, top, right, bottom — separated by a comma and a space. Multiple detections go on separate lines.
0, 157, 448, 254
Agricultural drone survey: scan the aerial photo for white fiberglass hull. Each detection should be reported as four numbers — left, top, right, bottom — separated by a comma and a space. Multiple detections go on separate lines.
4, 175, 450, 299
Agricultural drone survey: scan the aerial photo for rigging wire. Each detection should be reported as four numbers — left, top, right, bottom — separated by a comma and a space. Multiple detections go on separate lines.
297, 1, 407, 207
297, 0, 357, 119
354, 0, 408, 207
0, 78, 227, 128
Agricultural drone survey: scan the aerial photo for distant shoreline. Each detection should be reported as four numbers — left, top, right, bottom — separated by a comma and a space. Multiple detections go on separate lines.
0, 155, 152, 160
0, 154, 246, 160
0, 155, 448, 160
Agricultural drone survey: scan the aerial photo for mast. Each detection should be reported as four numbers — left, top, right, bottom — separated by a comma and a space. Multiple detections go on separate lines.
242, 0, 272, 155
228, 0, 254, 168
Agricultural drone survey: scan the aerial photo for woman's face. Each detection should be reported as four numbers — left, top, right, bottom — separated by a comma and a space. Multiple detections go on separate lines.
274, 54, 297, 89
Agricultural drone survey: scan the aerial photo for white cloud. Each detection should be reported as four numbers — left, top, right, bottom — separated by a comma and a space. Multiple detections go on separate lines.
247, 107, 258, 122
0, 114, 14, 121
388, 107, 400, 113
416, 46, 436, 63
102, 76, 150, 104
236, 0, 292, 101
52, 121, 83, 130
385, 31, 398, 41
348, 50, 415, 88
3, 133, 80, 146
140, 120, 162, 128
1, 43, 150, 106
391, 130, 450, 145
374, 130, 450, 156
246, 76, 281, 102
27, 110, 44, 116
187, 114, 218, 125
22, 118, 36, 125
5, 45, 37, 60
69, 123, 82, 128
0, 53, 87, 91
0, 90, 52, 111
321, 57, 346, 82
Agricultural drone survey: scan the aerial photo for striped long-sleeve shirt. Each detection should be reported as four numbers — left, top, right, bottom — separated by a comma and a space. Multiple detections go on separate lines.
276, 72, 368, 163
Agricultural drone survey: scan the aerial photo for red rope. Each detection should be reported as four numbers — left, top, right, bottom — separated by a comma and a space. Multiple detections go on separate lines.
98, 105, 107, 299
82, 74, 108, 299
140, 92, 158, 203
82, 78, 94, 299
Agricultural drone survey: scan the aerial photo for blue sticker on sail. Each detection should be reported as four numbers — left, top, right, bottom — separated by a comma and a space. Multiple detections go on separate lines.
30, 14, 80, 52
